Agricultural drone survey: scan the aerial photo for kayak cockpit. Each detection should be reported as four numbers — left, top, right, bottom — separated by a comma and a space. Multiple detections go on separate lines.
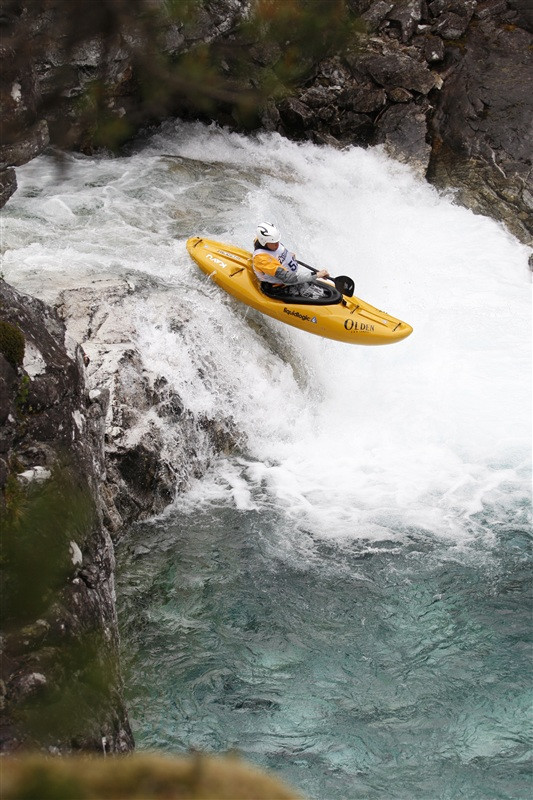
259, 280, 343, 306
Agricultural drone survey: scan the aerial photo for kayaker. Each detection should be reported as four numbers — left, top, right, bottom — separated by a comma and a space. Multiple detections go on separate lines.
252, 223, 330, 296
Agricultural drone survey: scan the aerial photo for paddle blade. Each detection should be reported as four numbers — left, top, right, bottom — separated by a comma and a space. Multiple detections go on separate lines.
333, 275, 355, 297
297, 260, 355, 297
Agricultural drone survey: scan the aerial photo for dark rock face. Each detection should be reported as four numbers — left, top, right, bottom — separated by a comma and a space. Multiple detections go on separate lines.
0, 167, 17, 207
361, 51, 436, 95
375, 101, 432, 169
427, 19, 533, 243
0, 281, 133, 754
0, 3, 50, 207
0, 0, 250, 203
1, 119, 50, 168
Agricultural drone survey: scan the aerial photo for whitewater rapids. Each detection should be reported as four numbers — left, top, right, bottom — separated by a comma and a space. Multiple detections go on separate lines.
2, 121, 531, 800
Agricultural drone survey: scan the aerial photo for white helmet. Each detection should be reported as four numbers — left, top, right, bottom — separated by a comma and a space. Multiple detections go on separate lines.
256, 222, 280, 246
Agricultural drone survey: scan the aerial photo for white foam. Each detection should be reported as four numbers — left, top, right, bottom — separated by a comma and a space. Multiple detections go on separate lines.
3, 121, 531, 546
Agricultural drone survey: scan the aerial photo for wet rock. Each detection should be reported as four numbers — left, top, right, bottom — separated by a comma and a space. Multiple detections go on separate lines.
9, 672, 47, 703
362, 50, 437, 94
49, 275, 241, 528
277, 97, 315, 133
387, 86, 413, 102
312, 131, 344, 147
249, 38, 282, 68
331, 111, 374, 143
375, 101, 432, 175
260, 100, 281, 132
316, 105, 337, 125
420, 33, 445, 61
429, 19, 533, 243
17, 466, 52, 484
361, 1, 395, 30
386, 0, 424, 42
428, 0, 447, 16
112, 440, 175, 519
432, 10, 473, 39
508, 0, 533, 32
339, 85, 387, 112
69, 540, 83, 566
475, 0, 509, 21
0, 168, 17, 207
0, 119, 49, 167
300, 85, 337, 109
314, 56, 353, 89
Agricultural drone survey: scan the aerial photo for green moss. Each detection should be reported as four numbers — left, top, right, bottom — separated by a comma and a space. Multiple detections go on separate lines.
444, 38, 467, 50
16, 374, 31, 413
1, 466, 95, 627
0, 320, 25, 370
2, 472, 26, 525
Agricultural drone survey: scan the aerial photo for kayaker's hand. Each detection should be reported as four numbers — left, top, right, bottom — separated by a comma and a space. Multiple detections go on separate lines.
316, 269, 330, 279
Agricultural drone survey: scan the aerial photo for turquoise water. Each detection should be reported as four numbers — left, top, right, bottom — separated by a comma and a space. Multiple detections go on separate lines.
117, 501, 532, 799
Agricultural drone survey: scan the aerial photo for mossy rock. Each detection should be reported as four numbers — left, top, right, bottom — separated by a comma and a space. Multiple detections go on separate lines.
1, 752, 304, 799
0, 320, 25, 370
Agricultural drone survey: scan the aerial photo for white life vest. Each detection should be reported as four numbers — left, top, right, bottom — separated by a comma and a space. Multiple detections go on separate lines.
253, 242, 310, 285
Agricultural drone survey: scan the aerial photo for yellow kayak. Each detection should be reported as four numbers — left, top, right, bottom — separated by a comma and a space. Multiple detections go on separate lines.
186, 237, 413, 346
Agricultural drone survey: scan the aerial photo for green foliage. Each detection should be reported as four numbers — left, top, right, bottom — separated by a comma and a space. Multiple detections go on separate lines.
2, 752, 303, 799
163, 0, 356, 131
15, 374, 30, 413
0, 320, 25, 370
254, 0, 351, 77
74, 81, 135, 151
1, 466, 94, 627
5, 766, 85, 800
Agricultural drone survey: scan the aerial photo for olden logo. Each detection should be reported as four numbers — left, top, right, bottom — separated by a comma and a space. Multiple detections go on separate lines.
344, 319, 374, 333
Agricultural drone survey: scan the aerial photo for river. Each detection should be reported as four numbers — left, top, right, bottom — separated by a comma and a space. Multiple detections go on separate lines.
2, 121, 531, 799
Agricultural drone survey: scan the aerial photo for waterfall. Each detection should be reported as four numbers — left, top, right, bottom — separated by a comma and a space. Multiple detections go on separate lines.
3, 120, 531, 800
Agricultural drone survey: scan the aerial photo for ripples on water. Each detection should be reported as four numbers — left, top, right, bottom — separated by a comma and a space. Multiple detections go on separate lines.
118, 505, 532, 800
2, 120, 531, 799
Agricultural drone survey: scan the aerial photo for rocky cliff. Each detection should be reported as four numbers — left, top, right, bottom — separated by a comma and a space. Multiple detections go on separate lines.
0, 280, 133, 753
1, 0, 532, 245
0, 270, 238, 753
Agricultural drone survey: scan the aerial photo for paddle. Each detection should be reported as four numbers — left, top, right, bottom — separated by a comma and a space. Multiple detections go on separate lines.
297, 260, 355, 297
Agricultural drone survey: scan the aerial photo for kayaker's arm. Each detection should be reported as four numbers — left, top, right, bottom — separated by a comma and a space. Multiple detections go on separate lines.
253, 252, 315, 285
275, 263, 315, 285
